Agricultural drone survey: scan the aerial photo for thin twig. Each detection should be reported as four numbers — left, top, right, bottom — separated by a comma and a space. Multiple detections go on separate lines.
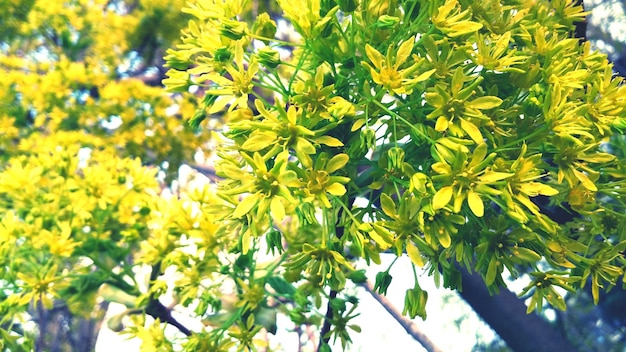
361, 280, 444, 352
317, 289, 338, 351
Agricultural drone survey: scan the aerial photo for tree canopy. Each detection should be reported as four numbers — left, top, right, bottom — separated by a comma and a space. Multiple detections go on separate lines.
1, 0, 626, 351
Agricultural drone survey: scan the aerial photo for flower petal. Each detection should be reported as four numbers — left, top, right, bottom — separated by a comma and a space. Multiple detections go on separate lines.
326, 182, 347, 196
233, 193, 260, 218
396, 39, 414, 68
365, 44, 384, 69
326, 153, 349, 173
433, 185, 453, 209
380, 193, 397, 218
467, 190, 484, 217
466, 96, 503, 110
460, 118, 483, 144
270, 197, 286, 222
316, 135, 344, 147
406, 241, 425, 267
435, 116, 449, 132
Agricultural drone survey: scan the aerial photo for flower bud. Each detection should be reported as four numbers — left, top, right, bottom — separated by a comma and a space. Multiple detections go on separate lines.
330, 297, 346, 312
327, 96, 355, 120
265, 229, 283, 254
387, 146, 405, 172
373, 15, 399, 30
337, 0, 358, 12
213, 47, 232, 63
349, 269, 367, 284
361, 128, 376, 149
219, 19, 247, 40
257, 47, 281, 68
374, 271, 392, 295
319, 343, 332, 352
252, 13, 277, 43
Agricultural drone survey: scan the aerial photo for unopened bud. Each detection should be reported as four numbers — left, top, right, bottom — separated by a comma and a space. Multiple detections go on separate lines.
337, 0, 358, 12
374, 15, 399, 30
219, 19, 247, 40
387, 146, 405, 171
257, 47, 281, 68
252, 13, 277, 43
213, 47, 232, 63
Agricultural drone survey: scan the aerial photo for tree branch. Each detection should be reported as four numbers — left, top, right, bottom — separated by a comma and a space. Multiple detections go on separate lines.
145, 299, 192, 336
361, 280, 443, 352
457, 266, 579, 352
317, 289, 337, 351
144, 263, 192, 336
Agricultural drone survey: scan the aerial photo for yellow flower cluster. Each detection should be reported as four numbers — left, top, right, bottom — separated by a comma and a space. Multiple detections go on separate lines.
162, 1, 626, 343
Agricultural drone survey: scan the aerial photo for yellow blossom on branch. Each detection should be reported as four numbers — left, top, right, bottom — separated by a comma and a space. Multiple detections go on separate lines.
362, 39, 435, 95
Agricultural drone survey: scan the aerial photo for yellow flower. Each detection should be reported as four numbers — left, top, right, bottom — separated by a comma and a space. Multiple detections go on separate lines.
16, 263, 63, 310
277, 0, 337, 38
473, 32, 527, 73
432, 0, 482, 38
425, 67, 503, 143
298, 152, 351, 208
223, 151, 300, 226
233, 100, 345, 165
431, 143, 513, 217
362, 39, 435, 95
204, 43, 259, 114
552, 136, 615, 191
501, 143, 560, 230
293, 68, 335, 114
36, 222, 79, 257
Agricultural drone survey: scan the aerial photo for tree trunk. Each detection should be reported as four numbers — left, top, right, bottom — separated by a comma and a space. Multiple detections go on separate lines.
457, 266, 579, 352
32, 301, 109, 352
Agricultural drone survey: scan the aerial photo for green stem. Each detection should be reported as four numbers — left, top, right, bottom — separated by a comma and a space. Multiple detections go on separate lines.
370, 99, 435, 144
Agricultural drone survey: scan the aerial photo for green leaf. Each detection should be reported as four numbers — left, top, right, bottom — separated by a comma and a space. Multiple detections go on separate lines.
266, 276, 296, 296
349, 324, 362, 333
514, 247, 542, 262
349, 269, 368, 284
486, 257, 499, 286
